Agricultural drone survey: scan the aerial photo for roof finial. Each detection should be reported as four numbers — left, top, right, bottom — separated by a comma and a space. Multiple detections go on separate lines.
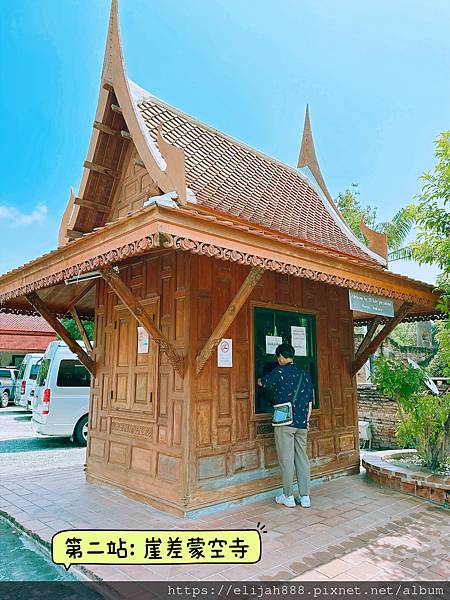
101, 0, 125, 85
297, 105, 338, 212
360, 216, 388, 261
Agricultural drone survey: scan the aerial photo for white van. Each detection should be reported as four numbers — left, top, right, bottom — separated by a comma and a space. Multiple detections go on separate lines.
14, 353, 43, 409
32, 341, 91, 446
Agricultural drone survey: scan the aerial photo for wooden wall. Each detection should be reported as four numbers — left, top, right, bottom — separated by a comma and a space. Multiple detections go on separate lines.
189, 254, 359, 510
86, 249, 359, 515
86, 250, 191, 514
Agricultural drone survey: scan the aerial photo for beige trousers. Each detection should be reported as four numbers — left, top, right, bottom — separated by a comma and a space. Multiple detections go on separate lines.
274, 426, 310, 497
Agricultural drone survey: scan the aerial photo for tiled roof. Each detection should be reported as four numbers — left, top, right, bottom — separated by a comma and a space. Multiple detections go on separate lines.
0, 312, 54, 334
137, 98, 380, 265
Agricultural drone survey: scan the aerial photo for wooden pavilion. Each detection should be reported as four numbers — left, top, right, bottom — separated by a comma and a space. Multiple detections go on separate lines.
0, 1, 442, 516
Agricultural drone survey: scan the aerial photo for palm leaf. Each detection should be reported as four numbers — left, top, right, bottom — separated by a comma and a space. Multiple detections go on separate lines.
377, 208, 414, 250
388, 245, 416, 262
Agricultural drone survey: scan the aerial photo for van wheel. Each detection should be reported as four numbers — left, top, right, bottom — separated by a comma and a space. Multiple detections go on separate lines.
1, 391, 9, 408
74, 415, 88, 446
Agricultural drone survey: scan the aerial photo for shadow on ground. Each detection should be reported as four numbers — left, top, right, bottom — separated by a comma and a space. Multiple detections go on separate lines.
0, 437, 78, 453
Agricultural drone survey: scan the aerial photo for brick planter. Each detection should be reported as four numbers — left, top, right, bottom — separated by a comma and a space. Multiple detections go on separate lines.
362, 450, 450, 508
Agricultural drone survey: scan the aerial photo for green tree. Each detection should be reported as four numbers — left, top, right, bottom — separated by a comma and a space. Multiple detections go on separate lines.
389, 322, 419, 347
393, 131, 450, 381
392, 131, 450, 312
336, 183, 413, 257
61, 318, 94, 341
336, 184, 377, 242
429, 321, 450, 377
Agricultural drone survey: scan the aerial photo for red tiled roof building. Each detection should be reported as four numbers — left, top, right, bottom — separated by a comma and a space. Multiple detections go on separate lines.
0, 312, 55, 366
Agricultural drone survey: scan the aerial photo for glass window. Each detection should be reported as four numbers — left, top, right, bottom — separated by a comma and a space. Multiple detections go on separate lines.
254, 306, 319, 414
17, 362, 27, 380
36, 359, 51, 387
29, 363, 40, 380
57, 360, 91, 387
0, 369, 12, 378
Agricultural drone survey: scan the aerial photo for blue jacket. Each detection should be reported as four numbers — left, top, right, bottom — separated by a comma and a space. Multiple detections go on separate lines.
261, 362, 313, 428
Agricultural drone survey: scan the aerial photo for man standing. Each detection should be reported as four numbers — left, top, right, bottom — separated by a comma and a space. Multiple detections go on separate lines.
257, 343, 313, 508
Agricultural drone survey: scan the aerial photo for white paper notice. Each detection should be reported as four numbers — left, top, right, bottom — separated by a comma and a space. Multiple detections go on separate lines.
137, 327, 149, 354
291, 326, 307, 356
218, 338, 233, 367
265, 335, 283, 355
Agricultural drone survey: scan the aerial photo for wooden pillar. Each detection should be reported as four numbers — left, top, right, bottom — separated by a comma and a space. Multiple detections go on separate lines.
195, 266, 264, 375
100, 265, 185, 377
25, 291, 96, 376
351, 302, 413, 376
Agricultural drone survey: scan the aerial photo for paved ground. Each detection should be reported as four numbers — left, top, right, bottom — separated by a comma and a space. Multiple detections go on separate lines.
1, 406, 449, 582
0, 406, 85, 477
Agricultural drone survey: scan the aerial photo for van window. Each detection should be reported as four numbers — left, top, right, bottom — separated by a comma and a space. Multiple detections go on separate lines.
57, 360, 91, 387
36, 359, 51, 387
29, 363, 40, 380
0, 369, 11, 378
17, 362, 27, 379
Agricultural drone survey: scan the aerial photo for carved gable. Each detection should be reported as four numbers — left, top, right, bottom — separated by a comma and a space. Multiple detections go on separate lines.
109, 144, 161, 221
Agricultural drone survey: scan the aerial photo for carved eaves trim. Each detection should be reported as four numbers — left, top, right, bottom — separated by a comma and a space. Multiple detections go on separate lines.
0, 231, 437, 308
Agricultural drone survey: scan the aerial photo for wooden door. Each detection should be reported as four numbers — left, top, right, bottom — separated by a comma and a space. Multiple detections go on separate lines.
110, 299, 159, 416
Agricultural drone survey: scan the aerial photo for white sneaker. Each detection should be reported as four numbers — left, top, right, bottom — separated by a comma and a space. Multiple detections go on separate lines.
299, 495, 311, 508
275, 493, 296, 508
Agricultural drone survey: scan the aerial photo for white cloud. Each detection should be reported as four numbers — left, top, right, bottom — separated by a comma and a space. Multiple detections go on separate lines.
0, 204, 48, 226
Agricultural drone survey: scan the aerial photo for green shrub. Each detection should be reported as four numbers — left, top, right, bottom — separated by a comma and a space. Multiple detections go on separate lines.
397, 394, 450, 472
373, 356, 450, 470
372, 356, 426, 414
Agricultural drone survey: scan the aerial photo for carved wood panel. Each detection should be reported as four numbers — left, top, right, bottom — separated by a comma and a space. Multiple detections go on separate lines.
86, 251, 190, 509
109, 145, 161, 221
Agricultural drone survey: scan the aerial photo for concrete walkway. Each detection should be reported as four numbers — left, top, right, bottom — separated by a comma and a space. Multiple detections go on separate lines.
0, 466, 448, 582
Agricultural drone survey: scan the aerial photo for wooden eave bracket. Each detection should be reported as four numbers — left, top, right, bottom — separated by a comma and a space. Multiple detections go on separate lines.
195, 266, 264, 376
355, 316, 382, 361
93, 120, 131, 141
100, 265, 184, 377
83, 161, 119, 179
74, 197, 110, 214
351, 302, 413, 376
70, 307, 94, 355
25, 291, 96, 376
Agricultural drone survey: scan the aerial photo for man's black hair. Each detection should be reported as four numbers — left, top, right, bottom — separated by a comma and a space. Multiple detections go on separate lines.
275, 343, 295, 359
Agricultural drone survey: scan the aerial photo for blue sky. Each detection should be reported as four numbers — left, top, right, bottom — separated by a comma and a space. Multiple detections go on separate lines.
1, 0, 449, 283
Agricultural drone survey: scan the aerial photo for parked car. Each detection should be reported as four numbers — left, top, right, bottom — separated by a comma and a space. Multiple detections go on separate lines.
0, 367, 19, 408
14, 353, 43, 410
32, 341, 91, 446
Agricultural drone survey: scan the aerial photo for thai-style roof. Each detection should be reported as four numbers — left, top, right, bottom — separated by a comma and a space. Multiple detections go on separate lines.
134, 89, 381, 265
59, 0, 385, 268
0, 0, 442, 321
